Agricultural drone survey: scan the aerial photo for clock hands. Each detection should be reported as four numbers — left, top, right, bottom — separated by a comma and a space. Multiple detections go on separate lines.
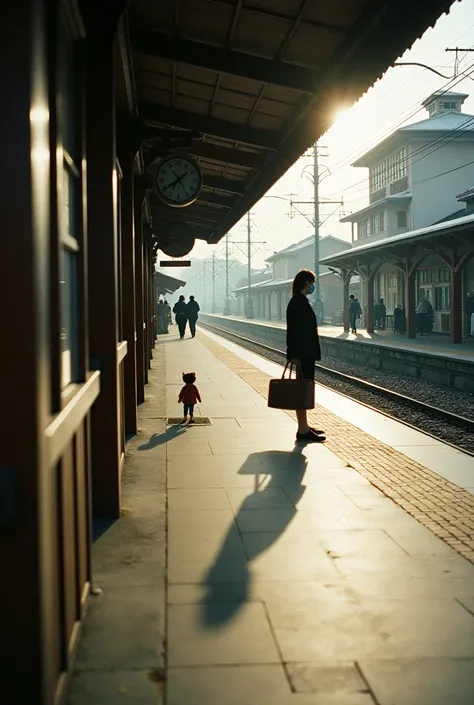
164, 170, 187, 192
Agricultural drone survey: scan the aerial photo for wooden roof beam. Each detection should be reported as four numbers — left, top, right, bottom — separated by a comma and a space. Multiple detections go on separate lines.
132, 29, 322, 95
141, 102, 279, 149
202, 175, 246, 195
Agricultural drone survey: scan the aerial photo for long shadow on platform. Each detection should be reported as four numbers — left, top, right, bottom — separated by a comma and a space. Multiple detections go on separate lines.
137, 425, 187, 450
200, 447, 307, 628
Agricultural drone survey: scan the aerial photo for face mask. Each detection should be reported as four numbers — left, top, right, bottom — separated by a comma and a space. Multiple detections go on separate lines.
307, 283, 315, 295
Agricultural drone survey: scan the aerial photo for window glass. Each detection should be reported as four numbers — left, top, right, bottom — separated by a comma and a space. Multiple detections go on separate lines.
435, 286, 450, 311
397, 210, 407, 228
379, 211, 385, 232
60, 249, 79, 387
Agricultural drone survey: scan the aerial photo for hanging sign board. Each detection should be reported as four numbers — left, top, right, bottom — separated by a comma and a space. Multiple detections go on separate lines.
160, 260, 191, 267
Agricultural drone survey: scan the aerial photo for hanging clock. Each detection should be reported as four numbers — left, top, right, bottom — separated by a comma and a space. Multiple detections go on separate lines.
153, 154, 202, 208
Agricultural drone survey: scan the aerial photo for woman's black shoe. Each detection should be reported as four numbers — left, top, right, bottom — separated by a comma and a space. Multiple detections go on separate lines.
296, 430, 326, 443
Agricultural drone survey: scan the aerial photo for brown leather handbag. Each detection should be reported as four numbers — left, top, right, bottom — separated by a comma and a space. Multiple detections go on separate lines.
267, 362, 315, 410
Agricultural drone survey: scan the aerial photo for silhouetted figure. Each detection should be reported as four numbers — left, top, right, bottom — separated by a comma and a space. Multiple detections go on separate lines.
186, 295, 200, 337
173, 295, 188, 338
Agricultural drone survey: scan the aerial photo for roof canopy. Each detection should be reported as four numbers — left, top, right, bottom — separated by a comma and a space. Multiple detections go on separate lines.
155, 271, 186, 295
116, 0, 458, 245
320, 212, 474, 271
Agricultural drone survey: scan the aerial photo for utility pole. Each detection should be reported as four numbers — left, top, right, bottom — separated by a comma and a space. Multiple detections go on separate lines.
203, 260, 207, 311
231, 214, 265, 320
223, 232, 230, 315
246, 211, 253, 319
291, 144, 343, 324
313, 143, 320, 304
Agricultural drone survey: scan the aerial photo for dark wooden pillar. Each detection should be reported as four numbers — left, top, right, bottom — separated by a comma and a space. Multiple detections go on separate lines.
341, 270, 351, 332
143, 230, 150, 380
82, 5, 124, 517
450, 265, 462, 344
405, 269, 417, 339
118, 141, 137, 434
134, 178, 146, 403
0, 1, 57, 701
366, 274, 375, 334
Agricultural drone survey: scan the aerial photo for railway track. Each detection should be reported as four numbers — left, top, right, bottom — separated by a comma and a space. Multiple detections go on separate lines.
200, 321, 474, 456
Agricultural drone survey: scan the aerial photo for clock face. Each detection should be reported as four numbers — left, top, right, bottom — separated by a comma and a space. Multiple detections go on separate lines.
154, 155, 202, 208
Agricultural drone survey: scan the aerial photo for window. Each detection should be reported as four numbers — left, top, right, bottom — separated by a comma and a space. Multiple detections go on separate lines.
59, 10, 80, 388
429, 102, 436, 116
435, 286, 450, 311
370, 215, 377, 235
419, 268, 433, 284
397, 210, 407, 228
370, 147, 408, 193
419, 287, 433, 304
379, 211, 385, 232
357, 219, 368, 239
435, 266, 450, 283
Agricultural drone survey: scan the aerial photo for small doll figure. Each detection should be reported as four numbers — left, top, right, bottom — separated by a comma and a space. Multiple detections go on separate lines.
178, 372, 202, 423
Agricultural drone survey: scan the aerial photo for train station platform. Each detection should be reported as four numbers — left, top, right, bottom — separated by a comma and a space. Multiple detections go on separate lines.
205, 314, 474, 361
68, 327, 474, 705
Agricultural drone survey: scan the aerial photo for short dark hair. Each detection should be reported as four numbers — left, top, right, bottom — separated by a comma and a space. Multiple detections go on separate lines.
292, 269, 315, 295
189, 295, 194, 300
179, 295, 185, 301
349, 293, 355, 299
182, 372, 196, 384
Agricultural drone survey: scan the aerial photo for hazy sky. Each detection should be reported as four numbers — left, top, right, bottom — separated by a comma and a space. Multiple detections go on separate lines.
178, 0, 474, 269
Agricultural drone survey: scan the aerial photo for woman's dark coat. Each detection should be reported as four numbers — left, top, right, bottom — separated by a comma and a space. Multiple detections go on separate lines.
286, 293, 321, 362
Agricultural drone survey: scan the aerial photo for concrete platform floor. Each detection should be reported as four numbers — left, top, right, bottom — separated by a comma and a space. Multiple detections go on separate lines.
67, 330, 474, 705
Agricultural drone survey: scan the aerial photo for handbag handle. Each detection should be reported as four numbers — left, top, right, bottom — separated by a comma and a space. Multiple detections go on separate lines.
282, 361, 303, 379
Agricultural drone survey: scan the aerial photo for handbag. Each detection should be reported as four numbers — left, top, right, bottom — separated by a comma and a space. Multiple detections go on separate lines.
267, 362, 315, 410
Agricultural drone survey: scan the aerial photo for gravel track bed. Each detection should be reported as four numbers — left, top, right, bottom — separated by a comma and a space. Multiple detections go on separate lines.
202, 324, 474, 456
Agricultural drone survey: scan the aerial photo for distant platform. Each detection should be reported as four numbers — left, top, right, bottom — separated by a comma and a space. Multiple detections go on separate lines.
199, 314, 474, 392
202, 314, 474, 363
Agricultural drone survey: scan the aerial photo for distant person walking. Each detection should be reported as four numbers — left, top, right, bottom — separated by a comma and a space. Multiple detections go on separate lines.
349, 293, 362, 334
173, 295, 188, 339
186, 295, 200, 338
158, 299, 169, 334
286, 269, 325, 444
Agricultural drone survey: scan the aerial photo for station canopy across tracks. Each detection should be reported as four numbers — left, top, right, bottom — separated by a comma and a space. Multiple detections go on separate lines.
117, 0, 459, 247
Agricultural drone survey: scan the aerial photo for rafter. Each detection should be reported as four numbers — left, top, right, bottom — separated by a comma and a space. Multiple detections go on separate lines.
277, 0, 311, 60
202, 175, 246, 195
141, 102, 278, 149
190, 142, 261, 169
132, 30, 322, 95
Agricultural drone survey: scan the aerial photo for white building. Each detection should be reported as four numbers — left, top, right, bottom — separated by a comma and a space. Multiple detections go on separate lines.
342, 92, 474, 246
233, 235, 357, 321
334, 92, 474, 332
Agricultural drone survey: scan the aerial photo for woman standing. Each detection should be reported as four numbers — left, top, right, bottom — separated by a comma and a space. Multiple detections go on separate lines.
286, 270, 325, 443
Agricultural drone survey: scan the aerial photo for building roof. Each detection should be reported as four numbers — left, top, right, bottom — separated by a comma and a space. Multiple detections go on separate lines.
352, 111, 474, 168
320, 211, 474, 268
457, 186, 474, 201
265, 234, 350, 261
233, 270, 339, 293
155, 271, 186, 295
340, 193, 412, 223
120, 0, 460, 245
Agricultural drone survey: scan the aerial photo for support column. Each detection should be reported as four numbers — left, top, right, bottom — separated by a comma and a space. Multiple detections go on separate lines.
366, 274, 375, 334
117, 138, 137, 435
405, 269, 417, 339
342, 271, 351, 332
83, 6, 124, 517
450, 265, 462, 344
134, 177, 146, 404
